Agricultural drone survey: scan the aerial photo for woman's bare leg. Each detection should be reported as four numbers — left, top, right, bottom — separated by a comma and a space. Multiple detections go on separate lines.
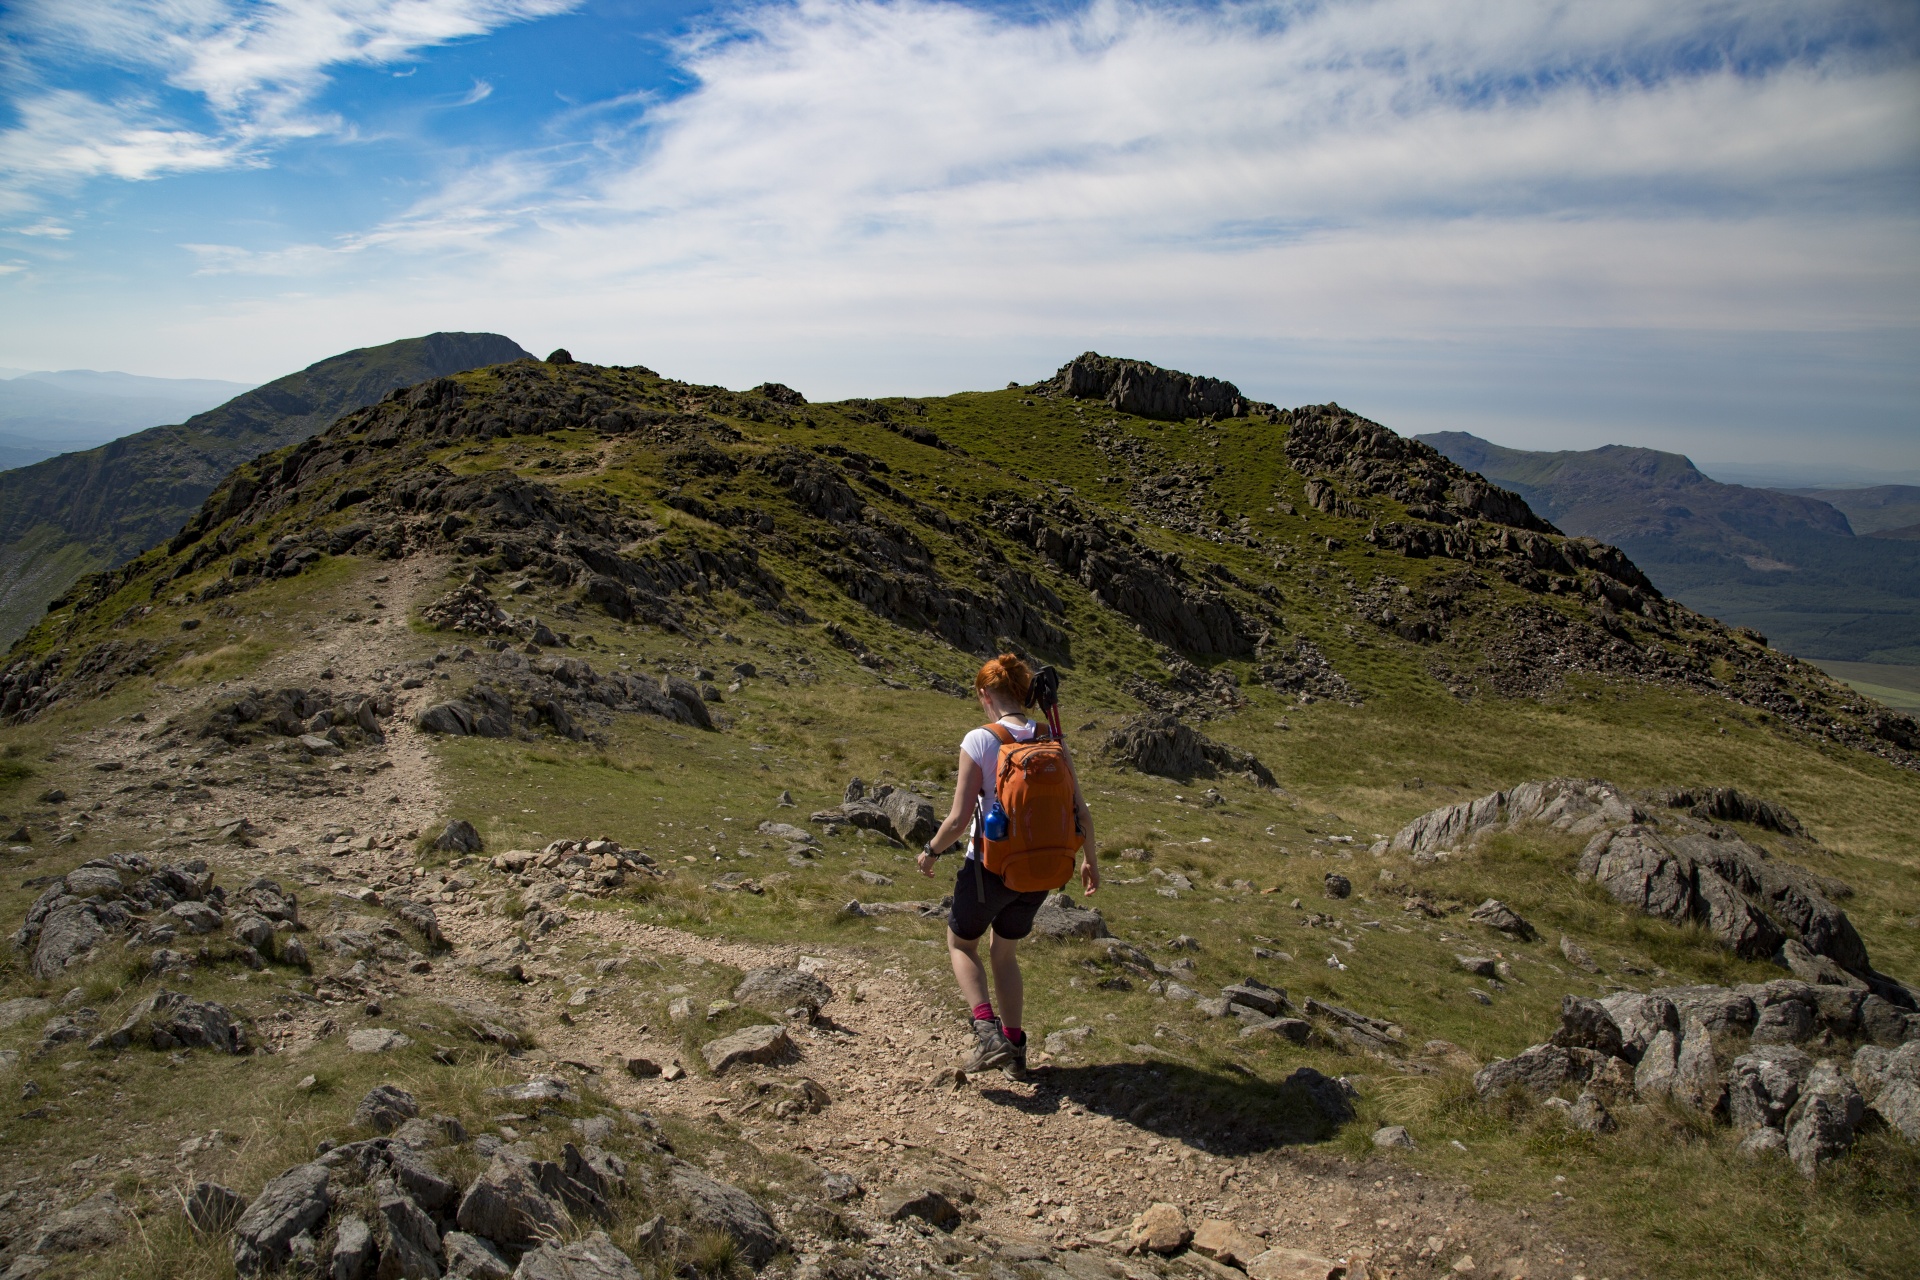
988, 932, 1023, 1028
947, 929, 992, 1011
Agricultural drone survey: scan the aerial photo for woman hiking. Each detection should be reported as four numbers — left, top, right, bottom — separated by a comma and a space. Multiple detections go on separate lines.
917, 653, 1099, 1075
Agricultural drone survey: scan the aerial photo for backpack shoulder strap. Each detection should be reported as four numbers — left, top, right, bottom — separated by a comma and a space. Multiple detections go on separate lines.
981, 723, 1016, 745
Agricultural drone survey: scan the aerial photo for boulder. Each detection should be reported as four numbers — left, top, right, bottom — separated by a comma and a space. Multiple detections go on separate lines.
373, 1180, 442, 1277
1474, 1044, 1581, 1099
329, 1214, 375, 1280
1029, 892, 1110, 940
1728, 1045, 1813, 1131
354, 1084, 420, 1133
416, 702, 480, 735
1221, 980, 1288, 1018
63, 866, 124, 898
437, 820, 485, 854
513, 1230, 644, 1280
98, 988, 243, 1053
1779, 937, 1865, 989
875, 1187, 962, 1232
733, 967, 833, 1015
1127, 1202, 1191, 1254
1785, 1060, 1864, 1178
186, 1182, 248, 1234
442, 1231, 512, 1280
1244, 1247, 1345, 1280
881, 790, 938, 846
1243, 1017, 1312, 1044
1655, 985, 1756, 1034
1371, 1126, 1415, 1149
1322, 873, 1351, 900
1860, 994, 1914, 1046
30, 1190, 127, 1254
1455, 955, 1496, 978
1599, 993, 1680, 1063
1633, 1030, 1679, 1099
457, 1154, 569, 1249
1694, 867, 1784, 959
347, 1028, 411, 1054
1751, 994, 1817, 1046
1550, 996, 1625, 1058
1559, 935, 1601, 973
392, 1115, 469, 1152
666, 1161, 784, 1267
1578, 827, 1695, 923
489, 1076, 578, 1104
32, 903, 104, 979
1192, 1218, 1266, 1268
1672, 1017, 1724, 1115
169, 900, 224, 935
702, 1024, 792, 1075
1568, 1090, 1616, 1134
1469, 899, 1535, 939
0, 996, 51, 1029
232, 1163, 330, 1276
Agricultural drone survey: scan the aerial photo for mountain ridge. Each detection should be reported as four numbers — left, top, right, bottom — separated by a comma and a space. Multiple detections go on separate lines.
1420, 431, 1920, 667
0, 332, 531, 648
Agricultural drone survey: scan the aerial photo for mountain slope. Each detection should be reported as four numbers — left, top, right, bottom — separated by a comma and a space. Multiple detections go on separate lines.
0, 370, 256, 460
1, 353, 1917, 1280
0, 332, 530, 647
1422, 432, 1920, 666
1779, 485, 1920, 538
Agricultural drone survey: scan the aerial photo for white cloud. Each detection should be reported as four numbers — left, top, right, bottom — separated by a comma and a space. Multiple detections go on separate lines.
1, 0, 1915, 468
0, 0, 576, 198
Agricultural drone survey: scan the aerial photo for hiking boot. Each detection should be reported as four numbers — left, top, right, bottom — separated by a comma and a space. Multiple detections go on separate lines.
1003, 1034, 1028, 1079
962, 1017, 1014, 1072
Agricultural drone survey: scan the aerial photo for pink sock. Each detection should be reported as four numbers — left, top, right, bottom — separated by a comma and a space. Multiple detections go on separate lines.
971, 1002, 995, 1023
1004, 1026, 1025, 1045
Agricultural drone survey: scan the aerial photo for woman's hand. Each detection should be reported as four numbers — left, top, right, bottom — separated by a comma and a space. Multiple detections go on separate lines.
916, 847, 938, 878
1081, 851, 1101, 896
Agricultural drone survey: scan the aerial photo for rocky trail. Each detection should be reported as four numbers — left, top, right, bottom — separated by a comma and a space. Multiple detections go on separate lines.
3, 561, 1632, 1280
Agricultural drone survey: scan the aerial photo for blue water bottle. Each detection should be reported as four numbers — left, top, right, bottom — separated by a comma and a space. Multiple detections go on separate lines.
982, 800, 1009, 842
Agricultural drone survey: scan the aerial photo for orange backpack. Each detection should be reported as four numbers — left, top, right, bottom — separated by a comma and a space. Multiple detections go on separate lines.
977, 722, 1082, 892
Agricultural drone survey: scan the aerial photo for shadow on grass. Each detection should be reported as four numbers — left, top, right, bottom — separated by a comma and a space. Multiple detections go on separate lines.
978, 1059, 1346, 1155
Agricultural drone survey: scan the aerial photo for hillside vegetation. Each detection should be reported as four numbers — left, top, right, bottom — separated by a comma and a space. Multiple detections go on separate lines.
0, 352, 1915, 1280
0, 333, 530, 649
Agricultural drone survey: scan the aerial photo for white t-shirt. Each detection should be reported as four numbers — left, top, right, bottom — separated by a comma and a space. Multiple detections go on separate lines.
961, 715, 1037, 860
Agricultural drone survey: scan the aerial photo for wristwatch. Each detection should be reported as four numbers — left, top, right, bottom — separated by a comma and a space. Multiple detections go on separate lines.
922, 841, 940, 859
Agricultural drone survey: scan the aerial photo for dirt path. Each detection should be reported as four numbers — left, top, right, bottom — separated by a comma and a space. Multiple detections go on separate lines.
47, 561, 1615, 1280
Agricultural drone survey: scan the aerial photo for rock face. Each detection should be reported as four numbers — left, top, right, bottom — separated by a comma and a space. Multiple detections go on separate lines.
665, 1160, 785, 1267
1101, 713, 1276, 786
1054, 353, 1249, 422
733, 967, 833, 1015
232, 1163, 330, 1276
1729, 1045, 1813, 1131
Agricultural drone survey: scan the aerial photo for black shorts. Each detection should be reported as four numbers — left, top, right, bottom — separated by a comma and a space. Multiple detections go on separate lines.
947, 857, 1048, 942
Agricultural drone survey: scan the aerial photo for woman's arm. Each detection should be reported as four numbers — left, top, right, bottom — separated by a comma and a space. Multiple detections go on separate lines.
1065, 745, 1099, 895
918, 749, 982, 878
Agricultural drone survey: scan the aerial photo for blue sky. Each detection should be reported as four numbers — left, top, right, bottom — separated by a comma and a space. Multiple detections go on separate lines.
1, 0, 1916, 478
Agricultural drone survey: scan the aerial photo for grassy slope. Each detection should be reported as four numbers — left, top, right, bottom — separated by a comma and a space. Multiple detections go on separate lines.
2, 365, 1917, 1277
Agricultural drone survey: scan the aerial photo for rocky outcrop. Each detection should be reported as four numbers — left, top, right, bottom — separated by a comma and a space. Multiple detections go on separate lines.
1101, 713, 1276, 786
1387, 778, 1879, 983
1054, 352, 1251, 422
664, 1160, 785, 1267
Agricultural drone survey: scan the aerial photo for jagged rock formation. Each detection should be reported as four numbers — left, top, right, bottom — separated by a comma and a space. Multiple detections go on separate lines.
1054, 352, 1252, 422
1387, 779, 1900, 1000
1479, 984, 1918, 1179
